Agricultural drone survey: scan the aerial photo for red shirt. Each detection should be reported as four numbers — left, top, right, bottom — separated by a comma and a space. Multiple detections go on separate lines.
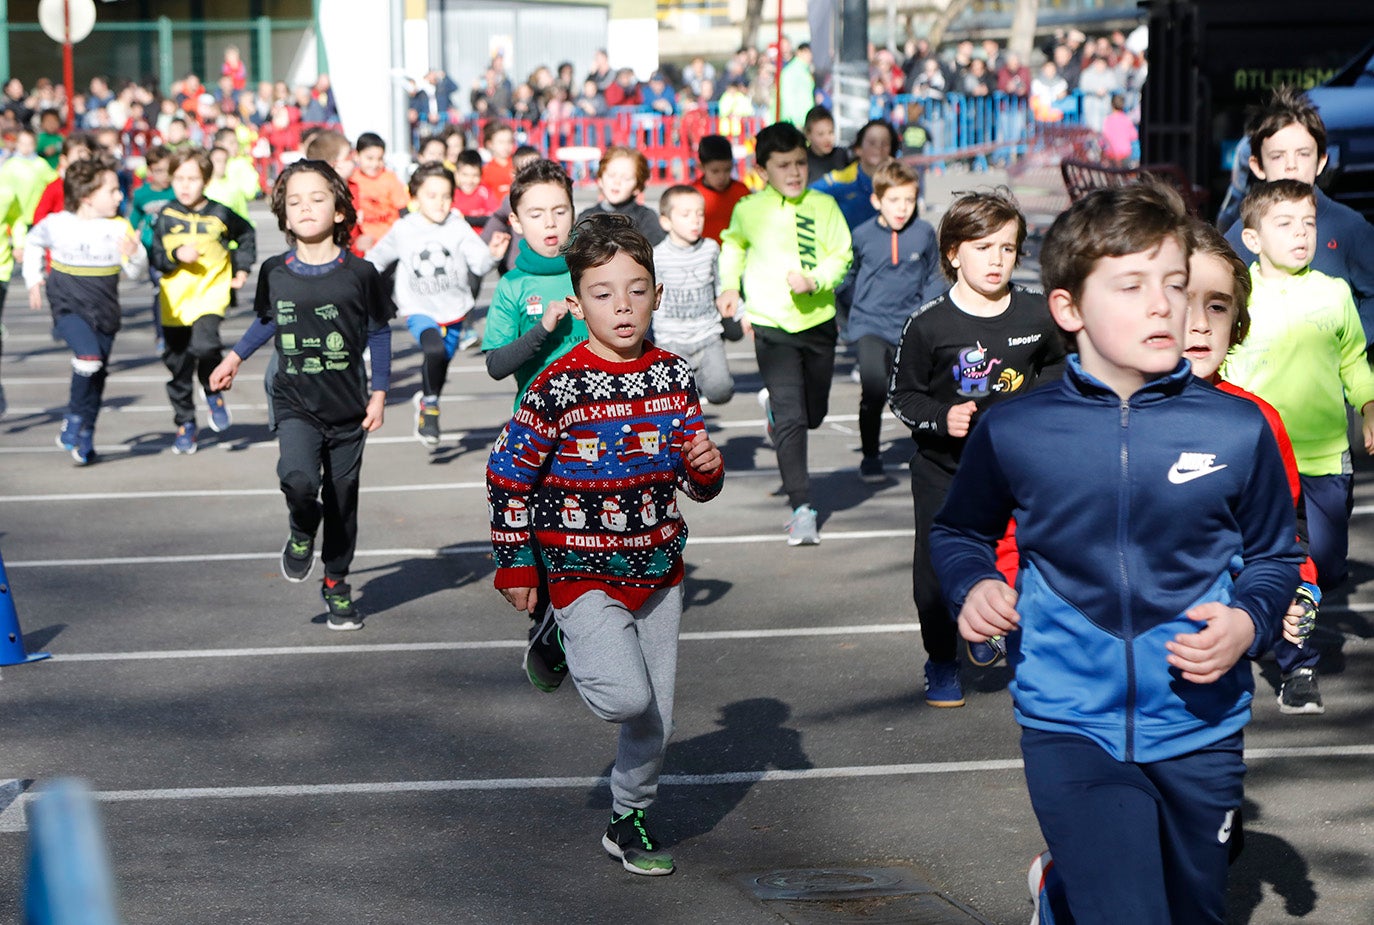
453, 184, 497, 218
481, 158, 514, 200
33, 177, 64, 226
694, 177, 750, 244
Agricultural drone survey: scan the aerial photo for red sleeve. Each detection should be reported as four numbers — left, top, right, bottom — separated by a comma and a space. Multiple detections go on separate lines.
33, 179, 64, 226
994, 519, 1019, 586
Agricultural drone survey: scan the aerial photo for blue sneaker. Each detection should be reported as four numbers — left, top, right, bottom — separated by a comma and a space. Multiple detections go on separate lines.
968, 635, 1007, 668
71, 428, 95, 466
204, 389, 231, 432
923, 659, 965, 708
172, 422, 198, 455
56, 413, 82, 451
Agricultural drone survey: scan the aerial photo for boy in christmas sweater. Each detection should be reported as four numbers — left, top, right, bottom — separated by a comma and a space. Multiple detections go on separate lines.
487, 213, 723, 877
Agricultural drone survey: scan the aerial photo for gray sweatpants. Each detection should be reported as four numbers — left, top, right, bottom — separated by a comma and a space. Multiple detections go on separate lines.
554, 584, 683, 815
657, 337, 735, 405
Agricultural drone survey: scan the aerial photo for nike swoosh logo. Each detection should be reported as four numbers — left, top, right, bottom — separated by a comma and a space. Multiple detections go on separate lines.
1168, 464, 1228, 484
1217, 809, 1235, 843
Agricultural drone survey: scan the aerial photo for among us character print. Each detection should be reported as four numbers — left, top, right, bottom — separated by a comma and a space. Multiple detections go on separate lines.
952, 341, 1002, 395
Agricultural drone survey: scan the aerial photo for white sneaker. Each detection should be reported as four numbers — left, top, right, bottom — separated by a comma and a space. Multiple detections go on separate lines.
786, 504, 820, 546
756, 388, 774, 445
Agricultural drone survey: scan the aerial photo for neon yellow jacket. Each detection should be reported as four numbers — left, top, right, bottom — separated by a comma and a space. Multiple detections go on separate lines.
718, 185, 851, 333
1222, 265, 1374, 475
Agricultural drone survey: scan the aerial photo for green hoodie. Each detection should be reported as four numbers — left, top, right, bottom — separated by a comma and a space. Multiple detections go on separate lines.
0, 154, 57, 249
482, 241, 587, 403
718, 184, 851, 333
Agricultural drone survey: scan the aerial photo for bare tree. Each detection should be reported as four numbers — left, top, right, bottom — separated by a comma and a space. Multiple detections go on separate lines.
742, 0, 765, 49
927, 0, 975, 49
1008, 0, 1040, 60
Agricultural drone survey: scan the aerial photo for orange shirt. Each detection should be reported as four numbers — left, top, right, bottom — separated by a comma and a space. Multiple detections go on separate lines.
350, 168, 409, 247
694, 177, 750, 244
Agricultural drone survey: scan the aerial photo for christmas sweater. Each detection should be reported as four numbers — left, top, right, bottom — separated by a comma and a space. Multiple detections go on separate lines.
487, 342, 724, 610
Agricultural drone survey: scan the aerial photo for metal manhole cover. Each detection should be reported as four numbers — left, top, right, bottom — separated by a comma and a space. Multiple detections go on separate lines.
739, 867, 994, 924
743, 866, 931, 901
771, 894, 993, 925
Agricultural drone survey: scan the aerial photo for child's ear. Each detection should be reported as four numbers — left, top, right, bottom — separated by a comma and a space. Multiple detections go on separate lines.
1239, 226, 1261, 255
567, 295, 584, 319
509, 212, 524, 237
870, 193, 881, 211
1246, 154, 1266, 182
653, 282, 663, 312
659, 213, 671, 233
1047, 288, 1084, 334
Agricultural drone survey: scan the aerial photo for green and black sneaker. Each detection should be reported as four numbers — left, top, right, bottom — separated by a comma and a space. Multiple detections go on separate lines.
602, 808, 674, 876
523, 608, 567, 692
281, 532, 315, 583
321, 580, 362, 631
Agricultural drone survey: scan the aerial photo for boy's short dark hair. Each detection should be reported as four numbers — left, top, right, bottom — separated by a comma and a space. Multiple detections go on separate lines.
270, 159, 356, 247
938, 188, 1027, 281
355, 131, 385, 154
455, 149, 484, 171
409, 161, 455, 197
304, 129, 350, 163
754, 122, 807, 167
1240, 178, 1315, 232
144, 144, 172, 167
854, 119, 900, 157
872, 159, 918, 199
483, 121, 513, 146
168, 148, 212, 182
417, 135, 446, 155
513, 144, 541, 165
659, 184, 703, 215
509, 158, 573, 213
803, 105, 834, 132
1188, 218, 1252, 348
62, 132, 92, 158
1041, 178, 1190, 302
213, 126, 237, 146
565, 212, 656, 294
1247, 85, 1327, 161
697, 134, 733, 166
63, 155, 118, 209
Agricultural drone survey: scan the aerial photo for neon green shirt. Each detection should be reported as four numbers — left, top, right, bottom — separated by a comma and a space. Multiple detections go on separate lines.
718, 184, 851, 334
1222, 265, 1374, 475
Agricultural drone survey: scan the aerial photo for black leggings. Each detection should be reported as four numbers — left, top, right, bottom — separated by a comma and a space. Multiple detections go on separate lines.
753, 320, 838, 509
419, 327, 452, 397
855, 335, 896, 459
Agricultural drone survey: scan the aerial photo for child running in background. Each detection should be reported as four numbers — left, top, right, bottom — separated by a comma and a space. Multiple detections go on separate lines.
487, 212, 723, 876
33, 133, 93, 225
23, 157, 147, 465
452, 149, 497, 226
653, 184, 733, 404
932, 180, 1301, 925
840, 158, 939, 482
129, 145, 176, 351
693, 134, 749, 245
481, 145, 544, 277
811, 118, 900, 230
367, 162, 510, 445
578, 146, 666, 245
480, 121, 518, 199
350, 131, 408, 254
209, 159, 393, 630
206, 146, 252, 221
151, 148, 256, 454
888, 189, 1065, 707
1220, 178, 1374, 714
718, 122, 852, 546
804, 105, 852, 184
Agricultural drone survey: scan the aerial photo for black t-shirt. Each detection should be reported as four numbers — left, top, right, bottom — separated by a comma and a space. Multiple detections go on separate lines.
808, 147, 853, 185
254, 251, 393, 434
889, 285, 1068, 473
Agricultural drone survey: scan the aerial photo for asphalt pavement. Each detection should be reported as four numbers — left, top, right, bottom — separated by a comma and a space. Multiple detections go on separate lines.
0, 187, 1370, 925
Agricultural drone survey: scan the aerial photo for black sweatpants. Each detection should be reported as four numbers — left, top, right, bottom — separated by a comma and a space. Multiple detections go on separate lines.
162, 314, 223, 425
909, 451, 958, 663
277, 416, 366, 582
753, 320, 837, 509
855, 334, 896, 459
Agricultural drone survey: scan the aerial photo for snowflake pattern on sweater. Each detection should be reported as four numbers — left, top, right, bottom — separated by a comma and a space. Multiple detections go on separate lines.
487, 342, 724, 609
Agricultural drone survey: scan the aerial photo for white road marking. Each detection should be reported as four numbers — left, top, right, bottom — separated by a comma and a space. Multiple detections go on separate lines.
4, 745, 1368, 833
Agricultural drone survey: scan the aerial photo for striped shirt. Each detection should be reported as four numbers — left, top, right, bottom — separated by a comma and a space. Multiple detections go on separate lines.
652, 236, 721, 347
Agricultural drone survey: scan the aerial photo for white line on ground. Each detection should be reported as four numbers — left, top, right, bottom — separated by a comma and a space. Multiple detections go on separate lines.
46, 623, 922, 663
4, 530, 916, 568
4, 744, 1368, 833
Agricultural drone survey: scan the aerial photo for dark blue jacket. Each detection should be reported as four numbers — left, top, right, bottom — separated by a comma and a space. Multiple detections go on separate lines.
1225, 187, 1374, 341
841, 214, 940, 345
931, 357, 1302, 763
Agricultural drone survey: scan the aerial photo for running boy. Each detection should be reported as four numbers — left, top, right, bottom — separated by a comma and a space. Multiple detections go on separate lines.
804, 105, 851, 184
151, 148, 256, 454
367, 162, 509, 444
931, 181, 1302, 924
841, 158, 938, 483
24, 157, 147, 464
130, 145, 175, 349
480, 121, 517, 199
718, 122, 851, 545
578, 146, 666, 245
1220, 178, 1374, 710
1223, 86, 1374, 341
350, 131, 408, 254
451, 149, 496, 223
653, 184, 733, 404
811, 118, 900, 230
693, 134, 749, 244
482, 159, 586, 405
209, 159, 393, 630
487, 212, 723, 876
889, 188, 1064, 706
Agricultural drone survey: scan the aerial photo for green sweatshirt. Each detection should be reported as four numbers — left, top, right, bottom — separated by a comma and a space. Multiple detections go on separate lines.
1222, 265, 1374, 475
482, 241, 586, 404
131, 183, 176, 249
718, 185, 851, 333
0, 155, 58, 248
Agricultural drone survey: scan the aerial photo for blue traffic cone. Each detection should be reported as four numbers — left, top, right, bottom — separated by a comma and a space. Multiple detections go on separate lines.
0, 547, 50, 666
